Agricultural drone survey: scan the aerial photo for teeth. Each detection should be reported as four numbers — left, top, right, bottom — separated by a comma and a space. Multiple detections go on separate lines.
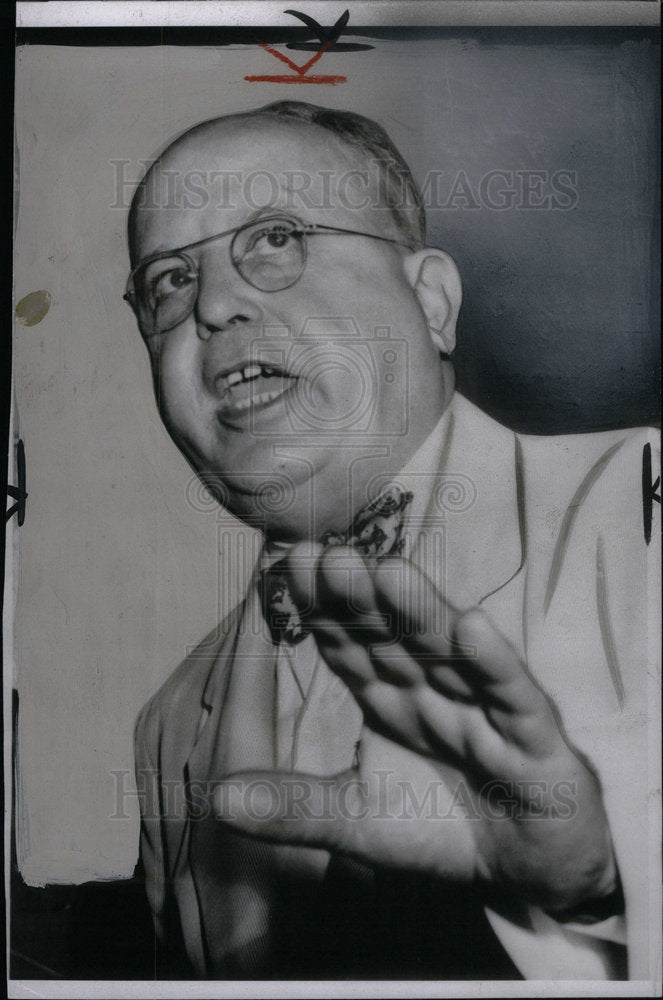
225, 388, 287, 412
216, 362, 297, 414
220, 364, 279, 390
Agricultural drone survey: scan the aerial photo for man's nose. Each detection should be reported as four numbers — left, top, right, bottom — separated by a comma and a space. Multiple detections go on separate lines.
193, 261, 263, 341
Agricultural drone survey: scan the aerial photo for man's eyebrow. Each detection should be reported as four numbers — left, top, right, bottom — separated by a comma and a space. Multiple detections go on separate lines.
132, 208, 302, 269
245, 203, 291, 223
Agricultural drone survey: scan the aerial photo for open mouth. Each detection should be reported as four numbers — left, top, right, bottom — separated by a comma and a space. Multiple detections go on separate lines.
215, 363, 298, 416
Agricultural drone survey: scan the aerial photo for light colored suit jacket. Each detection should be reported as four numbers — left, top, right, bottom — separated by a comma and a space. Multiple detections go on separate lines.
135, 392, 660, 980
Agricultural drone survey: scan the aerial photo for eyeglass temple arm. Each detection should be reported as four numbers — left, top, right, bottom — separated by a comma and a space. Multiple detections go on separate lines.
301, 223, 414, 250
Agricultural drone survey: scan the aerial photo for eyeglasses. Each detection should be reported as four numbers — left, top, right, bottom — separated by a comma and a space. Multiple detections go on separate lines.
124, 214, 413, 336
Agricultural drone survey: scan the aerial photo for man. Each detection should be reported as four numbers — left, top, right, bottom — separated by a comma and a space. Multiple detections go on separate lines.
128, 101, 658, 981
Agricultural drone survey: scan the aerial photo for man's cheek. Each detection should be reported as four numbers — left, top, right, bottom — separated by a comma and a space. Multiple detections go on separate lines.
157, 336, 199, 395
155, 359, 202, 435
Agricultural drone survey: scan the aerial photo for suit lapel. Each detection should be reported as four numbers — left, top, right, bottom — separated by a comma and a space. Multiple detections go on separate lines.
159, 604, 246, 880
185, 584, 277, 778
185, 583, 281, 976
404, 392, 523, 611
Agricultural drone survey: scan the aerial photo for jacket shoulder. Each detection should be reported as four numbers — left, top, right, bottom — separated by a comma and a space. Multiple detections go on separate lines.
516, 423, 658, 478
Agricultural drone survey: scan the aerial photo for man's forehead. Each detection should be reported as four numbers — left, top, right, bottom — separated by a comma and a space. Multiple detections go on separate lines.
130, 115, 391, 261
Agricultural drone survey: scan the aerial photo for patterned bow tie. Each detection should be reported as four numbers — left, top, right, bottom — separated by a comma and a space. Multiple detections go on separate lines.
261, 485, 414, 645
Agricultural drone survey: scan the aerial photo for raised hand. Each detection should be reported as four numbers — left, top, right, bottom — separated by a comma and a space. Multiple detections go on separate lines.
214, 543, 617, 913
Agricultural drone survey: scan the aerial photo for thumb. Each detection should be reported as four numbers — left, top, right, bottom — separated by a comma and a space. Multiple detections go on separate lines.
212, 768, 364, 852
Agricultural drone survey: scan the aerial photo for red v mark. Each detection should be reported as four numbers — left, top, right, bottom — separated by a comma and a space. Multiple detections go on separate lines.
257, 38, 334, 76
246, 38, 346, 84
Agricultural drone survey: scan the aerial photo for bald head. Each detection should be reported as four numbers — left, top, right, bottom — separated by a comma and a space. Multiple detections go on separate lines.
128, 101, 425, 266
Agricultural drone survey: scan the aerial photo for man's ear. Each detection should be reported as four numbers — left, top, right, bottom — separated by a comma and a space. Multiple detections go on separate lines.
404, 249, 462, 355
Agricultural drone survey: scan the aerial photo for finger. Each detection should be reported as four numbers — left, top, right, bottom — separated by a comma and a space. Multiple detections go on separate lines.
290, 544, 410, 686
361, 641, 426, 688
315, 545, 391, 635
371, 557, 482, 700
308, 617, 377, 688
369, 637, 476, 701
286, 543, 390, 638
409, 683, 504, 769
374, 558, 544, 713
373, 555, 458, 659
212, 768, 360, 855
324, 636, 549, 769
455, 609, 560, 750
362, 617, 562, 768
312, 553, 427, 689
455, 609, 548, 713
360, 678, 468, 759
304, 548, 471, 701
317, 551, 468, 695
287, 545, 428, 713
284, 540, 324, 611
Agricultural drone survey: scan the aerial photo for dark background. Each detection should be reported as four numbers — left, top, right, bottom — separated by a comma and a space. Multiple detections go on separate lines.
4, 18, 660, 982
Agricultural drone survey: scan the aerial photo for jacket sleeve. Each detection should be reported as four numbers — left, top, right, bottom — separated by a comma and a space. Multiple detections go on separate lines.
589, 427, 660, 980
485, 425, 660, 980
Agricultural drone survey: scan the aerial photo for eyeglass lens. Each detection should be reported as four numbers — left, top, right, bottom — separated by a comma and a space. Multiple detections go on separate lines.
231, 219, 306, 291
131, 218, 307, 334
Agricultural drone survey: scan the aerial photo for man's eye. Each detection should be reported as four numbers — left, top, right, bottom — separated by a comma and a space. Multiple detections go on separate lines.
154, 267, 195, 295
266, 230, 290, 249
245, 226, 296, 255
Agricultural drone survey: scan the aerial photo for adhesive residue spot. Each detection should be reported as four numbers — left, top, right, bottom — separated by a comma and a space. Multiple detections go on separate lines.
15, 290, 51, 327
